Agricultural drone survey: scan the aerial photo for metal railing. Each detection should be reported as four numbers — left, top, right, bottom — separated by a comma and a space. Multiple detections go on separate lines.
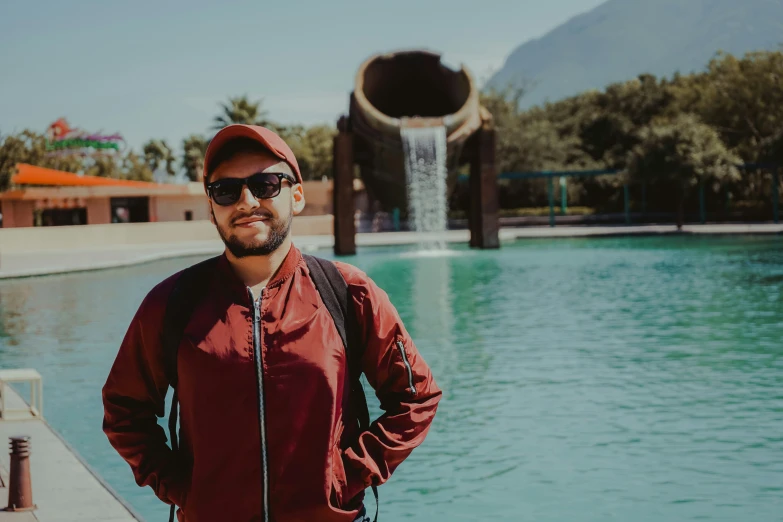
459, 163, 781, 227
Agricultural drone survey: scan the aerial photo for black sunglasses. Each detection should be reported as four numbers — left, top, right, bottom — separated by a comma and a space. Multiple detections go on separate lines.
207, 172, 297, 206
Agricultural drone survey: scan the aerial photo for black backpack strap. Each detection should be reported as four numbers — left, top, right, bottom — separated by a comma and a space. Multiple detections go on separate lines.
303, 255, 379, 521
160, 256, 219, 522
303, 255, 368, 424
161, 256, 220, 388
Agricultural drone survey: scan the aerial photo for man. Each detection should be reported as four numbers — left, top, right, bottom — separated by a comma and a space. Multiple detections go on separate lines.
102, 124, 441, 522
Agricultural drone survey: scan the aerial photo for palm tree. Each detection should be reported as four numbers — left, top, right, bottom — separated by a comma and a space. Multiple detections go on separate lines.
86, 155, 120, 178
142, 139, 176, 178
123, 151, 154, 182
1, 129, 90, 189
212, 96, 271, 130
182, 134, 208, 181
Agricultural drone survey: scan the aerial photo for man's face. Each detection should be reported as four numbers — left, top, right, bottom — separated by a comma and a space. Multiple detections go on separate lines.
208, 149, 305, 258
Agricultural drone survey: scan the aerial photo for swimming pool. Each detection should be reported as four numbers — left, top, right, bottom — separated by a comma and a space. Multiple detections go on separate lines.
0, 236, 781, 521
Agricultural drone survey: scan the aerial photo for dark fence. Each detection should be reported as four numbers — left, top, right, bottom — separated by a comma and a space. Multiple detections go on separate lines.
453, 164, 781, 227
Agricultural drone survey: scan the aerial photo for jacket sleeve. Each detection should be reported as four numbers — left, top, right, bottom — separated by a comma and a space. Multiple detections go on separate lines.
101, 280, 189, 508
338, 264, 443, 503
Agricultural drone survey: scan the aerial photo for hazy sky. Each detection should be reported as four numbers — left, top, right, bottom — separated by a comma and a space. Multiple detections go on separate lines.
0, 0, 606, 150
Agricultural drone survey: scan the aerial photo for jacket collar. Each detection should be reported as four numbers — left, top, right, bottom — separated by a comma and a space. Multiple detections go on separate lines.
215, 243, 303, 300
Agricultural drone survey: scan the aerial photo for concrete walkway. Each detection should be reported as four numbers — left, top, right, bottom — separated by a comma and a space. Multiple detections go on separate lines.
0, 387, 140, 521
1, 224, 781, 280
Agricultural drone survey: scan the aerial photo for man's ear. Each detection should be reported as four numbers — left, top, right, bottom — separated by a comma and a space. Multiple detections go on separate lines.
291, 184, 306, 216
208, 200, 216, 225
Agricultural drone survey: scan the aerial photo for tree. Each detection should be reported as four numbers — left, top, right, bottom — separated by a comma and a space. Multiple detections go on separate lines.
0, 130, 84, 191
85, 155, 121, 178
213, 96, 272, 130
123, 151, 154, 182
278, 125, 336, 181
760, 129, 783, 166
480, 87, 602, 207
142, 139, 176, 177
578, 75, 674, 169
626, 114, 741, 229
182, 134, 208, 181
0, 132, 33, 191
669, 50, 783, 162
480, 86, 528, 174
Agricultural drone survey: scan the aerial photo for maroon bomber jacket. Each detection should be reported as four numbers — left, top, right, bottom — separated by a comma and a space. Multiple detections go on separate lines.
102, 245, 442, 522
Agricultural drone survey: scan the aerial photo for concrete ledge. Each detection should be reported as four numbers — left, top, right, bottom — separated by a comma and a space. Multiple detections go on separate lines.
502, 223, 783, 238
1, 223, 781, 280
0, 241, 225, 279
0, 216, 334, 253
0, 387, 140, 521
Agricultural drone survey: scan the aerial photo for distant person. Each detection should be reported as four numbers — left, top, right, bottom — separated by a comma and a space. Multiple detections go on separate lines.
370, 201, 389, 233
102, 125, 441, 522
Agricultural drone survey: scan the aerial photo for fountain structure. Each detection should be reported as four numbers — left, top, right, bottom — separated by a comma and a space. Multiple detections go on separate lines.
333, 50, 499, 254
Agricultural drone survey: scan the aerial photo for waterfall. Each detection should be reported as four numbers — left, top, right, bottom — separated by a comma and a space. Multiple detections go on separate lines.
400, 125, 448, 250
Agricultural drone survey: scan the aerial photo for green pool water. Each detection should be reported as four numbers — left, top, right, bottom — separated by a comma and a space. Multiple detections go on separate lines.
0, 235, 781, 521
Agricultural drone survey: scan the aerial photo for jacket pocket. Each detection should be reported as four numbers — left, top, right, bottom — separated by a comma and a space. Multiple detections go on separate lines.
330, 439, 348, 509
395, 337, 417, 396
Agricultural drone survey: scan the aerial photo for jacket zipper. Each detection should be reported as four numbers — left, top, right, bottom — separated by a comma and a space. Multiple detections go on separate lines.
396, 340, 417, 395
251, 291, 270, 522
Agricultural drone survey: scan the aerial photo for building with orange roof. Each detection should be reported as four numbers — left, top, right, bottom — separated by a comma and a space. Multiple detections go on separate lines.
0, 164, 346, 228
0, 164, 209, 228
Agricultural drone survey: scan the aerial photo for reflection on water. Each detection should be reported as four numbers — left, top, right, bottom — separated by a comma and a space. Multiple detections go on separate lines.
0, 237, 782, 521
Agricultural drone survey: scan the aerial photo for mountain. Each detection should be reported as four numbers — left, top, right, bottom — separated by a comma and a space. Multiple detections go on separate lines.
489, 0, 783, 107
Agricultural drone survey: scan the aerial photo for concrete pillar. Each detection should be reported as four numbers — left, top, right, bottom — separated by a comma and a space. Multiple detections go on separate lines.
6, 201, 35, 228
469, 127, 500, 249
86, 198, 111, 225
333, 124, 356, 256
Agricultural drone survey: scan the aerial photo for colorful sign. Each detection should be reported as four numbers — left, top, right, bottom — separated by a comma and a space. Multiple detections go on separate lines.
45, 118, 126, 156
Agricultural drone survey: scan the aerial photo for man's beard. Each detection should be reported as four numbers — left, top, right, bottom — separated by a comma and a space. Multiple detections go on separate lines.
213, 207, 292, 258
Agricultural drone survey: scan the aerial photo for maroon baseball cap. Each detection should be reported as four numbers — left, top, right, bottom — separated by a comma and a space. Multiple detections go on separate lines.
203, 124, 303, 184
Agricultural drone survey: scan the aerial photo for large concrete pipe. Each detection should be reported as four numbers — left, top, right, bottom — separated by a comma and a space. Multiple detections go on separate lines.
348, 50, 489, 215
333, 50, 498, 254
